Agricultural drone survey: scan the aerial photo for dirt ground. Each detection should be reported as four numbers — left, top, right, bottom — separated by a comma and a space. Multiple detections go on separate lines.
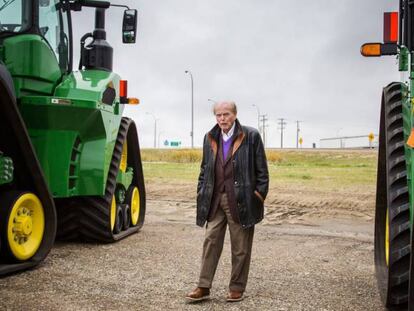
0, 179, 384, 311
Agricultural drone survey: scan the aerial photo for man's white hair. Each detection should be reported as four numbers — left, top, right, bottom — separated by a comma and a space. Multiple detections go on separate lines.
212, 101, 237, 115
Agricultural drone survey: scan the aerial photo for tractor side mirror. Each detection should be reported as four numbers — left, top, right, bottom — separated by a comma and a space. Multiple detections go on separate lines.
122, 9, 137, 44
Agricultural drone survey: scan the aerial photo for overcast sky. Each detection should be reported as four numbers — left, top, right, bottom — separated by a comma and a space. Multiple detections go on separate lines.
72, 0, 400, 148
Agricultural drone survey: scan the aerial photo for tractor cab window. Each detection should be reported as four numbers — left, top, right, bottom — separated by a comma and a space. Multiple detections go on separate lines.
0, 0, 31, 33
39, 0, 70, 73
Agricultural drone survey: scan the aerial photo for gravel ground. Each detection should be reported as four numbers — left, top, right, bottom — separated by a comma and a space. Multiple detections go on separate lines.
0, 199, 384, 311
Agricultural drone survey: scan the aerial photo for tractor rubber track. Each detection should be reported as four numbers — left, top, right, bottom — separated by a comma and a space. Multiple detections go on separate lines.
56, 117, 145, 242
375, 82, 410, 309
0, 64, 56, 276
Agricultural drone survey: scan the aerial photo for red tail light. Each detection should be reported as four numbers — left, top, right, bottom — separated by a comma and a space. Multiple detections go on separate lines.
384, 12, 398, 43
120, 80, 128, 98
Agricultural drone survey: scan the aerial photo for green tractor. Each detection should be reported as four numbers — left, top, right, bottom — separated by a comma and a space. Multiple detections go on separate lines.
0, 0, 146, 276
361, 1, 414, 309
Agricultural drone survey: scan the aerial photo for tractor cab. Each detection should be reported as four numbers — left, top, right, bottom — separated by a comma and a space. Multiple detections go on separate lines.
0, 0, 137, 98
0, 0, 71, 71
0, 0, 71, 97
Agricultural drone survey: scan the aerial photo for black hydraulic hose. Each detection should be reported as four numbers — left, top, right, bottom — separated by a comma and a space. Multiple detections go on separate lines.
79, 32, 93, 70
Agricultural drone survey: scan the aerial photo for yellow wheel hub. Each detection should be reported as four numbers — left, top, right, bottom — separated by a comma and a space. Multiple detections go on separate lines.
15, 213, 33, 236
385, 209, 390, 267
120, 139, 128, 173
7, 193, 44, 261
110, 195, 116, 231
130, 187, 140, 226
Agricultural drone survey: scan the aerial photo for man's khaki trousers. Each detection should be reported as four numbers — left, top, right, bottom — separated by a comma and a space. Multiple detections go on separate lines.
198, 193, 255, 292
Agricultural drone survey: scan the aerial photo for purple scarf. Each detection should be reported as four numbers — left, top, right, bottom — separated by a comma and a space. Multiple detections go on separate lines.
222, 136, 233, 161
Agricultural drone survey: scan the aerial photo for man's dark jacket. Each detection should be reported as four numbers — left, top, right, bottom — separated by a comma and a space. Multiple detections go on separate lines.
196, 119, 269, 228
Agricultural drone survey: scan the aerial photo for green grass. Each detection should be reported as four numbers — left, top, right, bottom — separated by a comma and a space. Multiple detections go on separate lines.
143, 162, 200, 182
142, 149, 377, 191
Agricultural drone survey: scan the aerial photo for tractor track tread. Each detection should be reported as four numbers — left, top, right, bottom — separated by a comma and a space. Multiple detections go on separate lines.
390, 294, 409, 306
389, 186, 408, 202
388, 122, 403, 132
80, 206, 109, 228
388, 108, 403, 120
387, 87, 402, 100
389, 221, 410, 241
79, 219, 111, 241
387, 130, 404, 143
389, 166, 407, 179
388, 141, 405, 155
390, 245, 410, 264
390, 208, 410, 223
387, 109, 403, 120
56, 204, 80, 240
83, 197, 109, 216
386, 122, 403, 132
389, 100, 402, 110
375, 82, 410, 308
389, 203, 409, 220
387, 153, 405, 165
390, 271, 410, 287
55, 118, 146, 242
389, 174, 407, 188
389, 176, 408, 190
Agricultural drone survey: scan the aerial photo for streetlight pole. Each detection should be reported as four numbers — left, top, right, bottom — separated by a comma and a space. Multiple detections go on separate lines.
252, 104, 260, 135
185, 70, 194, 148
146, 112, 157, 148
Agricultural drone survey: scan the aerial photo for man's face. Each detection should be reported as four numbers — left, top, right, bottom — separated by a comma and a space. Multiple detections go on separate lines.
215, 103, 237, 133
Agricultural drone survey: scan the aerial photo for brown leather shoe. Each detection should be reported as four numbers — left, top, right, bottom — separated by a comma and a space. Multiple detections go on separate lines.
185, 287, 210, 302
226, 290, 243, 302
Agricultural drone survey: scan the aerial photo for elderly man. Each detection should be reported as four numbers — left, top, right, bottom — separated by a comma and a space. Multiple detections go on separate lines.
186, 101, 269, 302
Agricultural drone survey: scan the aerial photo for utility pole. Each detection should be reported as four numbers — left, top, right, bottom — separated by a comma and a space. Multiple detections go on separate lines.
296, 121, 302, 149
278, 118, 287, 148
259, 114, 268, 147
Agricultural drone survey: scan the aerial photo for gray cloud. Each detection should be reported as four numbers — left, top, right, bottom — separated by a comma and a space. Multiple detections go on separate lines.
71, 0, 399, 148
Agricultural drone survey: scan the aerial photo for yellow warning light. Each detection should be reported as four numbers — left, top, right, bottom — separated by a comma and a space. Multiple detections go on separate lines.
360, 43, 381, 57
128, 98, 140, 105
